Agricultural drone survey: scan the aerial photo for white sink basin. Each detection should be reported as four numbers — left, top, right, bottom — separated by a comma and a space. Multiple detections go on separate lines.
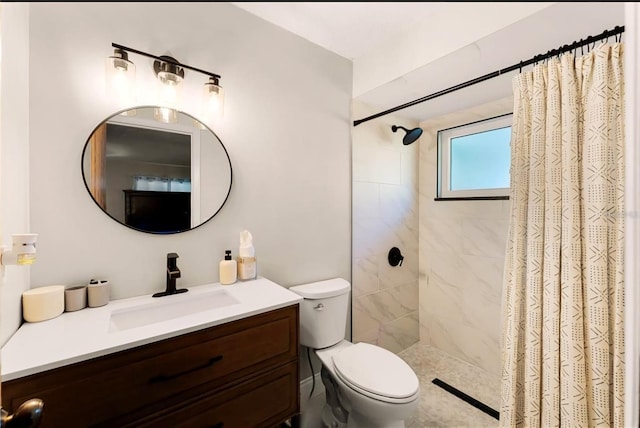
109, 289, 240, 333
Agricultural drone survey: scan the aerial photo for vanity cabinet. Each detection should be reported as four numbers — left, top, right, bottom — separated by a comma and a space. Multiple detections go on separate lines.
2, 305, 299, 428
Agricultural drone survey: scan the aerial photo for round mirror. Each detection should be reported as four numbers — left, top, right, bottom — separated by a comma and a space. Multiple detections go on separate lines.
81, 106, 232, 234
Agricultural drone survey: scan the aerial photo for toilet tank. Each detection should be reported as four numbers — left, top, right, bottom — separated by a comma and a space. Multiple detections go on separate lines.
289, 278, 350, 349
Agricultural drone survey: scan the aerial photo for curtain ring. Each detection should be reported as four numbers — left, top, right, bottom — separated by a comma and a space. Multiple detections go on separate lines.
519, 61, 523, 73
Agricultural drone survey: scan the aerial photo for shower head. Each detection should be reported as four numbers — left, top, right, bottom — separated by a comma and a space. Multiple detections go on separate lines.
391, 125, 423, 145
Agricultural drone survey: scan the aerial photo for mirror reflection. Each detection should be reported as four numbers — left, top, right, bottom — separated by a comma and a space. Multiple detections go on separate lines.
82, 107, 232, 234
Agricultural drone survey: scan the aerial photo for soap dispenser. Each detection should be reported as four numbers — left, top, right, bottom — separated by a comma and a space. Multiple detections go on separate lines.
219, 250, 237, 285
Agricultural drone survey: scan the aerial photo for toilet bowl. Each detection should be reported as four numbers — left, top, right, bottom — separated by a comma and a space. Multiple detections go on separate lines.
289, 278, 419, 428
316, 340, 419, 428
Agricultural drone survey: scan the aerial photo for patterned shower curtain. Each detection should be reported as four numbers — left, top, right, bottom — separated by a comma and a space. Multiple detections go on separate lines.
500, 43, 625, 427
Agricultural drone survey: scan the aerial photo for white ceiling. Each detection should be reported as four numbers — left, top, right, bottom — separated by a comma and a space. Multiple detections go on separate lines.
231, 2, 625, 124
231, 2, 449, 61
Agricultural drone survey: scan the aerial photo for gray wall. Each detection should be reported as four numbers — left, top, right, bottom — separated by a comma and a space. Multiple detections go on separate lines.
2, 2, 352, 343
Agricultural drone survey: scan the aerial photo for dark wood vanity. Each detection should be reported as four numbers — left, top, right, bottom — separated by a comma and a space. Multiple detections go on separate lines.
2, 305, 300, 428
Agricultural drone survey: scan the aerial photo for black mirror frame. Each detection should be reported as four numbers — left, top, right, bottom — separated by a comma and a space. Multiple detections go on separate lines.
81, 106, 233, 235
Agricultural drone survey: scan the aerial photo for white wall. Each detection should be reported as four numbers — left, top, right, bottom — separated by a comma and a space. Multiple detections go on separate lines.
0, 2, 352, 342
0, 3, 31, 346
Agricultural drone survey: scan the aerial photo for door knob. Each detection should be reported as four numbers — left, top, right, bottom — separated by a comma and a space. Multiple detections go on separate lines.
1, 398, 44, 428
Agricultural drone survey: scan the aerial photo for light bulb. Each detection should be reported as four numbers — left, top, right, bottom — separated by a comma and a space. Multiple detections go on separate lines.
156, 70, 183, 109
202, 77, 225, 120
105, 49, 136, 105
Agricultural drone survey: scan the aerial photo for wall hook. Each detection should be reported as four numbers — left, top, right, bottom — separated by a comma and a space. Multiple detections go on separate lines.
388, 247, 404, 267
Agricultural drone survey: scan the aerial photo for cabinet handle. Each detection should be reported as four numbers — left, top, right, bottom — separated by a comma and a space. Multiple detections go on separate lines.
149, 355, 223, 384
210, 423, 224, 428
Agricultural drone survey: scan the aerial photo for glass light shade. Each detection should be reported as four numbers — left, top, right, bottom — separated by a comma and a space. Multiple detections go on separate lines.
154, 107, 178, 124
203, 79, 225, 118
156, 70, 183, 109
120, 108, 137, 117
105, 53, 136, 104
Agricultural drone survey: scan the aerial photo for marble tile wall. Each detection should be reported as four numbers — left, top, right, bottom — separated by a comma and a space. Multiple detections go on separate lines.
418, 97, 513, 377
351, 100, 420, 354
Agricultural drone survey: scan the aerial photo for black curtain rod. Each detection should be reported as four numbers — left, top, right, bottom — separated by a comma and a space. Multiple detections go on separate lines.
353, 25, 625, 127
112, 43, 221, 80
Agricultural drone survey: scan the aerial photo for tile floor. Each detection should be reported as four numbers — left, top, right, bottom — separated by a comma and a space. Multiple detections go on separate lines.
400, 343, 500, 428
300, 342, 501, 428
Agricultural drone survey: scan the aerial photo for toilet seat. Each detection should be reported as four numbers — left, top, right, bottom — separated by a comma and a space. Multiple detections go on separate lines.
331, 342, 419, 404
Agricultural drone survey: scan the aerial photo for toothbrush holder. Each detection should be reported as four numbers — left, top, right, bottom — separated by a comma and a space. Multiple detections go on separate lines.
87, 280, 110, 308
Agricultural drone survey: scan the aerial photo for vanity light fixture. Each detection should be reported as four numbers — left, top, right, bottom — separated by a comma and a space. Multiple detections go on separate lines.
203, 76, 225, 118
153, 55, 184, 123
106, 43, 224, 124
105, 48, 136, 106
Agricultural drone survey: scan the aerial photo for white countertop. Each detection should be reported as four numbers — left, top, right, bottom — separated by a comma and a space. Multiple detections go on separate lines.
1, 277, 302, 381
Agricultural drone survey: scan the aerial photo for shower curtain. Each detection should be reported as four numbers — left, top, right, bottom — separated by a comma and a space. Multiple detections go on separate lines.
500, 43, 625, 427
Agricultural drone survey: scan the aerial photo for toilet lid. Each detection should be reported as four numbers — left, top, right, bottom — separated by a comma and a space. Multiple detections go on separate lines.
332, 342, 419, 400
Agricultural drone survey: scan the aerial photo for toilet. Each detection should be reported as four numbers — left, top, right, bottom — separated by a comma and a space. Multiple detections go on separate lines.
290, 278, 419, 428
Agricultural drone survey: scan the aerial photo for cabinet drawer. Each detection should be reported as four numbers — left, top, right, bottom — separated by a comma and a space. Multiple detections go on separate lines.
2, 305, 298, 428
137, 361, 299, 428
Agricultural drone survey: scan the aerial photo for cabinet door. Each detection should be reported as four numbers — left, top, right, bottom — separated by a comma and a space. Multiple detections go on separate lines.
2, 305, 298, 428
136, 362, 298, 428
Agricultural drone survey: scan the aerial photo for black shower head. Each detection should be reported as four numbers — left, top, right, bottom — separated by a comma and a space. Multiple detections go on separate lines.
391, 125, 423, 145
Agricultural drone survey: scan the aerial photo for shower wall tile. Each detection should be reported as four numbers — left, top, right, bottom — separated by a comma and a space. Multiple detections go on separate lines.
421, 216, 463, 255
354, 325, 380, 346
352, 296, 382, 340
352, 255, 379, 297
427, 314, 501, 376
351, 100, 420, 355
378, 311, 420, 354
461, 218, 510, 258
352, 217, 385, 259
463, 254, 504, 303
355, 289, 413, 325
401, 142, 419, 190
380, 184, 416, 225
391, 281, 419, 313
379, 259, 418, 290
419, 98, 512, 377
353, 145, 402, 184
380, 216, 418, 255
353, 182, 380, 220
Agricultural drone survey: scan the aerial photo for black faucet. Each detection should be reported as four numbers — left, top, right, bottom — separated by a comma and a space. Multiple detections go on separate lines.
153, 253, 188, 297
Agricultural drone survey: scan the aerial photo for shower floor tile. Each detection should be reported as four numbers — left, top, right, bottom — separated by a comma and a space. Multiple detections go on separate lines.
399, 342, 500, 428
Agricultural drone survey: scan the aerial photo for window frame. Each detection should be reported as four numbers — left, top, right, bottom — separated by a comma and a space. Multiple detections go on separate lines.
436, 113, 513, 200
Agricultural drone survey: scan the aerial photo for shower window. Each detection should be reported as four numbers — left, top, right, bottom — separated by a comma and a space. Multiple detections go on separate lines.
436, 113, 512, 200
